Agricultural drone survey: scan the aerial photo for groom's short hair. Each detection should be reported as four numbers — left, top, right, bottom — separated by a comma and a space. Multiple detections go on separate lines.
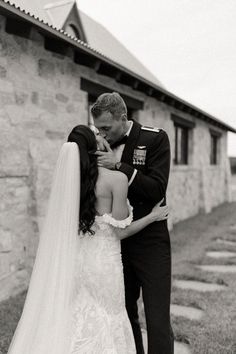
91, 92, 127, 119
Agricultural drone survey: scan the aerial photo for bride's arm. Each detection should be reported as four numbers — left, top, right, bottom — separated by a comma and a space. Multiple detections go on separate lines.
110, 174, 168, 240
117, 199, 168, 240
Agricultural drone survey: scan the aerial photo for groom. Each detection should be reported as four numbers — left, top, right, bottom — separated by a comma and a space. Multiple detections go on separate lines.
91, 92, 173, 354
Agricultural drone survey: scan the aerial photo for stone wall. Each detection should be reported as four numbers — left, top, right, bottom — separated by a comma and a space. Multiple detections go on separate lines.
137, 97, 232, 225
0, 15, 89, 300
0, 14, 232, 300
168, 149, 231, 225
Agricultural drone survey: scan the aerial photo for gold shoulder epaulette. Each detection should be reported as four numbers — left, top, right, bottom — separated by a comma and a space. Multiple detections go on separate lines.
141, 126, 160, 133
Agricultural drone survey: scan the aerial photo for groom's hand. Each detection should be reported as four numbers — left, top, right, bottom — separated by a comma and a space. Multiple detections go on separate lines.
95, 135, 111, 152
95, 147, 118, 170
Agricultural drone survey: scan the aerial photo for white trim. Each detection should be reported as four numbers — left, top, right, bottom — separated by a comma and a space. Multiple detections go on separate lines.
141, 126, 160, 132
125, 120, 133, 137
128, 169, 138, 186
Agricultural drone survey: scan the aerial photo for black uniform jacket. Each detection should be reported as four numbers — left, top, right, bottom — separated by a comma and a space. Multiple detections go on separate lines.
119, 120, 171, 241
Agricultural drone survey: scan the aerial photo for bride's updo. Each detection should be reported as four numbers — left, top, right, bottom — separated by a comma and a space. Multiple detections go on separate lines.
67, 125, 98, 235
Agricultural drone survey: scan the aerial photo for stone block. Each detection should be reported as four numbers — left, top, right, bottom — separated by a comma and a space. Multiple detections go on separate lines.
41, 98, 58, 113
0, 78, 14, 93
0, 229, 12, 252
56, 93, 69, 103
5, 105, 29, 125
0, 253, 10, 279
45, 130, 65, 140
168, 167, 200, 223
31, 91, 39, 104
66, 103, 76, 113
0, 122, 29, 176
0, 179, 30, 251
0, 57, 7, 66
0, 64, 7, 78
38, 58, 55, 78
72, 91, 86, 102
0, 91, 15, 105
14, 91, 28, 105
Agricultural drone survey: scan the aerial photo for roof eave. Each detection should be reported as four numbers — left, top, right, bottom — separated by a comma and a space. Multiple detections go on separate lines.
0, 0, 236, 134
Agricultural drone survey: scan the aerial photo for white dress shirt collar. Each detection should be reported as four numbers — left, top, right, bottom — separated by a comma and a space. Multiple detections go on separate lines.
125, 120, 133, 137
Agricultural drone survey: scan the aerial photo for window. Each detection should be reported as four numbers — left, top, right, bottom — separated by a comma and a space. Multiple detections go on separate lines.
65, 24, 80, 39
174, 124, 189, 165
171, 115, 195, 165
210, 130, 221, 165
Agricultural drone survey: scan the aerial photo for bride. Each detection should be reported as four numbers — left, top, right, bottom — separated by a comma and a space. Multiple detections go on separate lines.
7, 125, 168, 354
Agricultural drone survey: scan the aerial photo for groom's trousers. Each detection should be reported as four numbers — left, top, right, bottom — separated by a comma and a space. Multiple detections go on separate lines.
121, 221, 174, 354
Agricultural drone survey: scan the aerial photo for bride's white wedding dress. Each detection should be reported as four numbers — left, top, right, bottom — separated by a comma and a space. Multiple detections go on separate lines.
7, 143, 136, 354
69, 202, 136, 354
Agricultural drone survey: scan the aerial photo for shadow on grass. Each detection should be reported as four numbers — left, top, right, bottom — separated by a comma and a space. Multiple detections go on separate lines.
0, 291, 27, 354
173, 273, 228, 286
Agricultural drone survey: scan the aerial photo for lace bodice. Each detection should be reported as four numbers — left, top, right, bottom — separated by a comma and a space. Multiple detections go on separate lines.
70, 199, 136, 354
78, 199, 133, 239
94, 199, 133, 229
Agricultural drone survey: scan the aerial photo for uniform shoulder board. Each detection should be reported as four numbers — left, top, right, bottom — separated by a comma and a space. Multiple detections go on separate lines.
141, 125, 160, 133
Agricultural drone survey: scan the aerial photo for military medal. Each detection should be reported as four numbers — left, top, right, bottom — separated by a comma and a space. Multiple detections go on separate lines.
133, 146, 146, 165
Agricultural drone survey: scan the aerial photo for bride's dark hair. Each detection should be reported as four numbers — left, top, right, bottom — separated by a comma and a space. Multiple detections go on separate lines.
67, 125, 98, 235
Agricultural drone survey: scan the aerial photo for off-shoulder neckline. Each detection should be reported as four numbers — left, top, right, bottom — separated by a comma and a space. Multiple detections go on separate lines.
95, 212, 112, 218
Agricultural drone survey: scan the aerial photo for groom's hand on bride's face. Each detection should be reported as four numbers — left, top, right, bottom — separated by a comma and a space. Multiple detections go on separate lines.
95, 149, 118, 170
95, 135, 111, 152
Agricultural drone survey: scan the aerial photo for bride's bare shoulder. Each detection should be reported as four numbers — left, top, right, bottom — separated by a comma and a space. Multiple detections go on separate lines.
96, 168, 128, 195
99, 167, 127, 182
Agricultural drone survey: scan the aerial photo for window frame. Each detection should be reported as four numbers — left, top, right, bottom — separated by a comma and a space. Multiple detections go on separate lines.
209, 129, 221, 165
64, 23, 80, 39
171, 114, 195, 166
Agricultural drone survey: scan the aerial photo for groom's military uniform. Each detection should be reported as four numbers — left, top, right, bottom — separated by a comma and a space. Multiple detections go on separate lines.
113, 119, 173, 354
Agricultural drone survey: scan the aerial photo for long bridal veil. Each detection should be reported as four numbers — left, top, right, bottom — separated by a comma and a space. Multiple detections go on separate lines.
7, 142, 81, 354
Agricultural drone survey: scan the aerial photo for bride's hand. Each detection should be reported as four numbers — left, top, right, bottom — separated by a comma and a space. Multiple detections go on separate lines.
151, 198, 169, 221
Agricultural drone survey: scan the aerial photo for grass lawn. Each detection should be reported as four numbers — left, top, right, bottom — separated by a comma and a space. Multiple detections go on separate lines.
1, 202, 236, 354
170, 201, 236, 354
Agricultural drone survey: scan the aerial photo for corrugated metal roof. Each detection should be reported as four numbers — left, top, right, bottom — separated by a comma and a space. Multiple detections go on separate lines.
78, 10, 163, 88
1, 0, 236, 133
9, 0, 164, 87
1, 0, 143, 72
7, 0, 58, 24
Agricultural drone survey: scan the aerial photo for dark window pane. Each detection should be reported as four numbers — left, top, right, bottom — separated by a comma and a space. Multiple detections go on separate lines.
174, 126, 178, 164
210, 134, 218, 164
181, 127, 188, 164
174, 124, 189, 165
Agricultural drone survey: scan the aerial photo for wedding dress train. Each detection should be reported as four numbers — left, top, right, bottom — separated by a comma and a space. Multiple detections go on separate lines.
7, 143, 136, 354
